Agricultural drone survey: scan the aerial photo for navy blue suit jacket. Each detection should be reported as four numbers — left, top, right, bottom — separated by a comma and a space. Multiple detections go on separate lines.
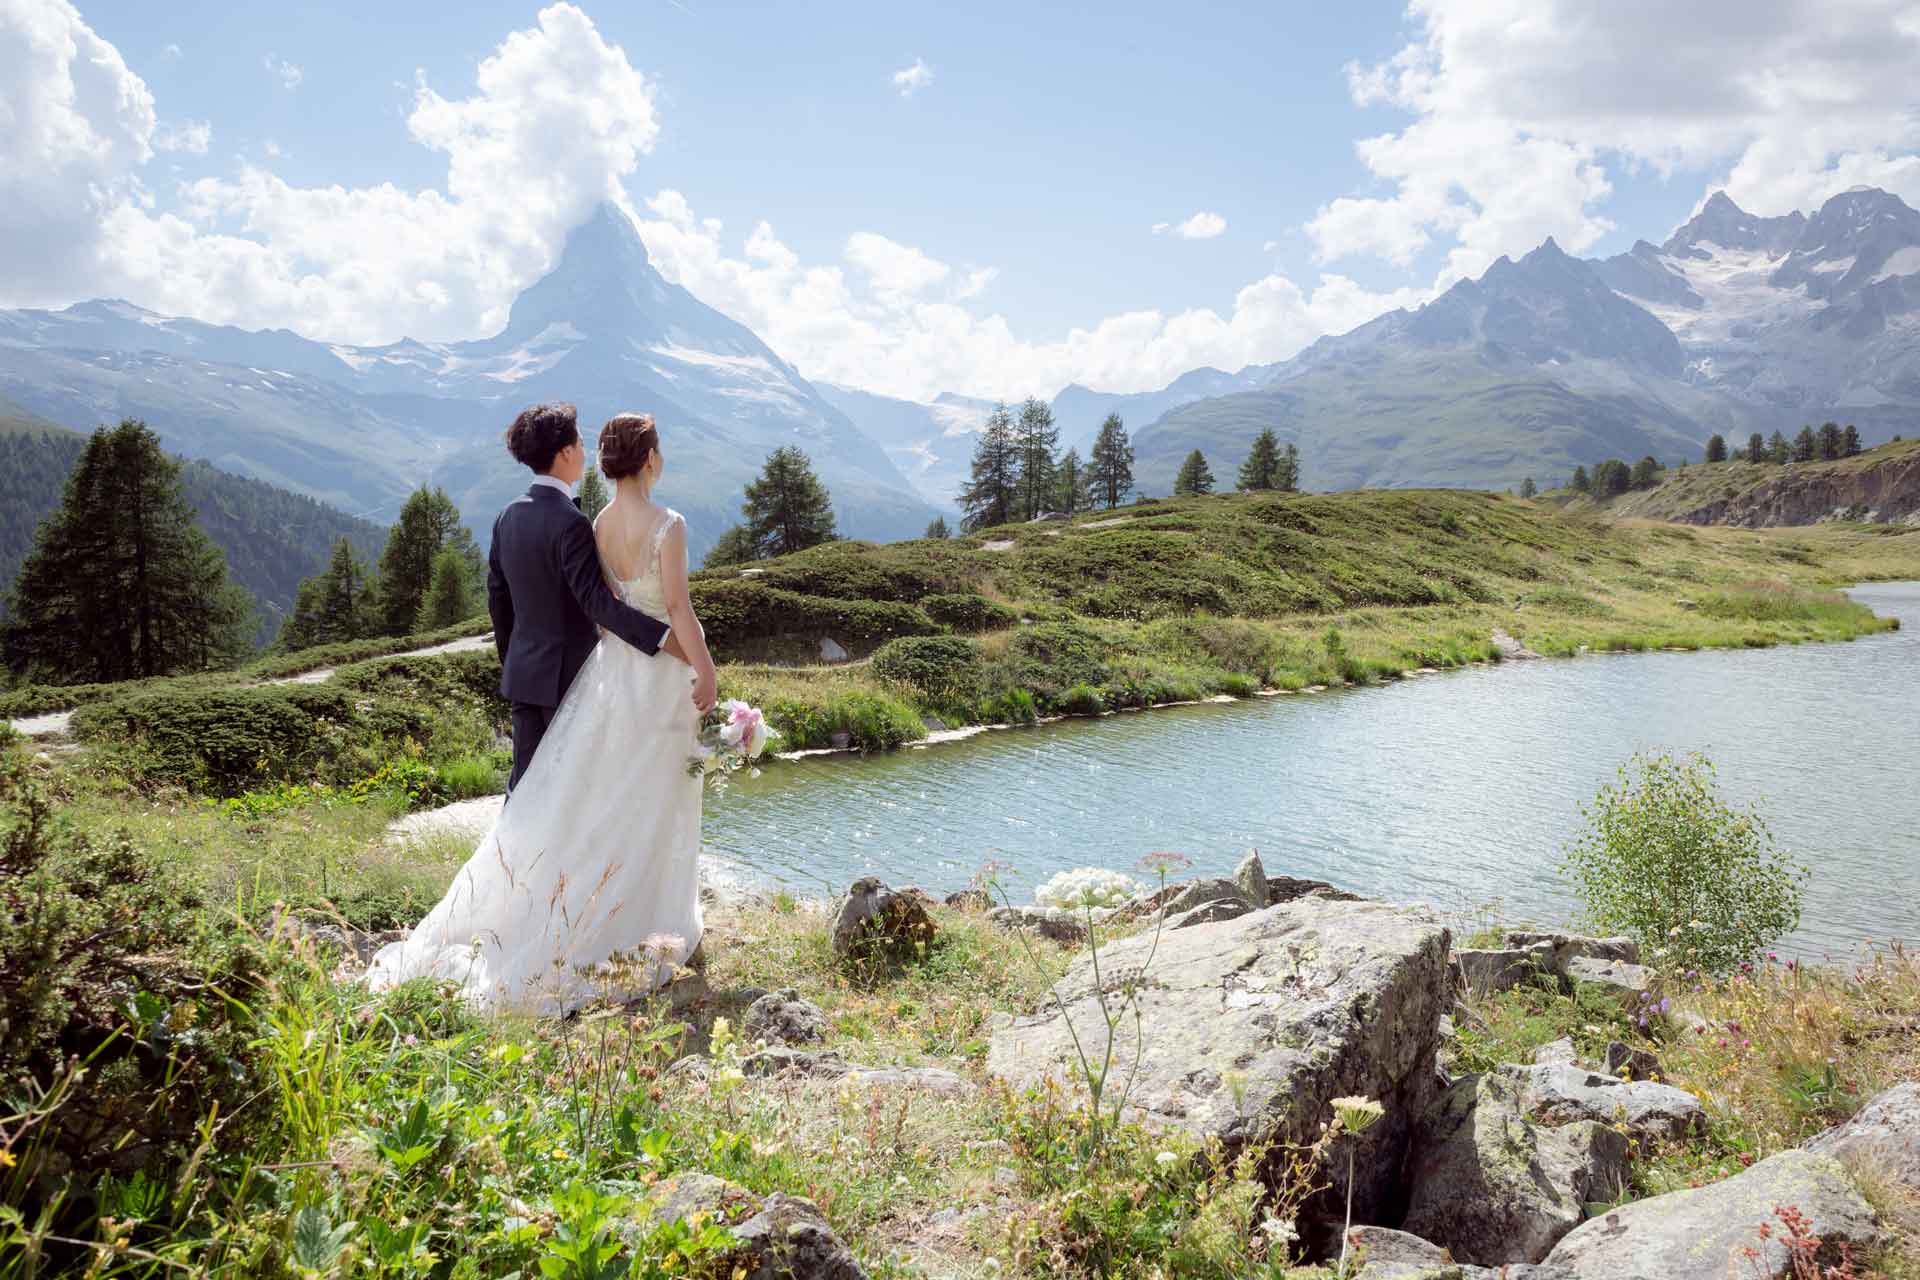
487, 484, 668, 707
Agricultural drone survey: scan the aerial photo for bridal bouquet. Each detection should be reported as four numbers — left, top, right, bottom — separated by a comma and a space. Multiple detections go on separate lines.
687, 699, 780, 789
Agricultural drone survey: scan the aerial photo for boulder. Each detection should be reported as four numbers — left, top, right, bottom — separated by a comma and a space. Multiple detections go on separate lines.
988, 897, 1452, 1236
743, 989, 830, 1046
1348, 1227, 1579, 1278
1564, 956, 1656, 1004
1804, 1081, 1920, 1204
1232, 849, 1270, 906
1454, 942, 1556, 995
634, 1173, 868, 1278
1603, 1041, 1661, 1083
1403, 1072, 1629, 1265
943, 888, 993, 911
1545, 1149, 1885, 1279
1157, 877, 1254, 917
1534, 1038, 1579, 1066
830, 878, 936, 964
1505, 931, 1640, 973
1268, 874, 1363, 905
986, 905, 1087, 945
1497, 1062, 1705, 1142
1165, 897, 1257, 930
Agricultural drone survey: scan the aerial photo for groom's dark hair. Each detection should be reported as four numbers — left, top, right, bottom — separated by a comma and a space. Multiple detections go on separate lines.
505, 402, 580, 474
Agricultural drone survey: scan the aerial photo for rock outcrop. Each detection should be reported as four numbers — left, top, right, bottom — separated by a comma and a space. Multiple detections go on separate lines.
988, 897, 1452, 1235
1402, 1072, 1629, 1264
744, 989, 830, 1046
635, 1172, 869, 1279
1544, 1149, 1884, 1279
830, 878, 936, 964
1497, 1062, 1705, 1143
1804, 1081, 1920, 1209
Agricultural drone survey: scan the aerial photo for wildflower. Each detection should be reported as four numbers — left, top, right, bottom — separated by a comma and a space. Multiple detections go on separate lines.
1768, 952, 1779, 962
403, 1033, 418, 1047
1332, 1095, 1386, 1134
1154, 1150, 1180, 1169
0, 1148, 14, 1169
1657, 997, 1671, 1015
1260, 1216, 1300, 1248
1136, 851, 1194, 877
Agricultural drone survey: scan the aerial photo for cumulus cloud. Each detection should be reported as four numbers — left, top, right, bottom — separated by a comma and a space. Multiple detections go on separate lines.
1310, 0, 1920, 284
155, 120, 211, 154
891, 57, 932, 96
263, 53, 302, 89
161, 42, 180, 59
1152, 211, 1227, 240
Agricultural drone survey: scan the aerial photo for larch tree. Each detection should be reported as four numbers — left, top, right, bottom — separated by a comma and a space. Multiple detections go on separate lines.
1238, 429, 1282, 490
1014, 398, 1060, 519
923, 515, 952, 540
742, 446, 838, 558
1054, 448, 1090, 514
376, 487, 470, 636
959, 403, 1020, 531
1088, 414, 1134, 510
1705, 434, 1728, 463
279, 536, 374, 652
576, 466, 611, 521
1173, 449, 1216, 497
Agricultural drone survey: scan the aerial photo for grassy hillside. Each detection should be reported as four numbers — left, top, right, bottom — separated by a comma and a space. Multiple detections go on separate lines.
1129, 349, 1708, 495
0, 420, 385, 643
1556, 437, 1920, 526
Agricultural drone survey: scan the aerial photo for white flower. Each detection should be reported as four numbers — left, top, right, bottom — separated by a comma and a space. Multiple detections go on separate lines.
1259, 1216, 1299, 1247
1035, 867, 1143, 910
1154, 1150, 1179, 1168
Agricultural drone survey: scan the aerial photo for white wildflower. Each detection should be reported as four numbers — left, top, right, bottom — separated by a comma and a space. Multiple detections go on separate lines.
1035, 867, 1142, 910
1154, 1150, 1180, 1168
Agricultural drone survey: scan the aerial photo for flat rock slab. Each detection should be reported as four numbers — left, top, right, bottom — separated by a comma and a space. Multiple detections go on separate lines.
986, 905, 1087, 944
634, 1173, 869, 1280
988, 897, 1451, 1226
1505, 931, 1640, 972
1545, 1149, 1885, 1279
1498, 1062, 1705, 1142
1454, 943, 1556, 994
1350, 1227, 1578, 1278
1565, 956, 1656, 1003
1805, 1081, 1920, 1205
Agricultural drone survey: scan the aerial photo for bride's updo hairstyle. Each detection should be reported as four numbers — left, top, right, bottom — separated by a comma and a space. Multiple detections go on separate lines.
598, 412, 658, 480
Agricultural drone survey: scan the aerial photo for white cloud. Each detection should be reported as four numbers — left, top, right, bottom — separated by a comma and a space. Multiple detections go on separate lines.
845, 231, 949, 298
155, 120, 211, 154
1311, 0, 1920, 284
891, 57, 932, 96
161, 42, 180, 59
263, 139, 283, 158
263, 53, 302, 90
1153, 211, 1227, 240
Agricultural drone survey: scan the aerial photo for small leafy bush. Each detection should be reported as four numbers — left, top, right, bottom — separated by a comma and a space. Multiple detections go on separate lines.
1009, 623, 1111, 689
921, 592, 1019, 633
1562, 751, 1806, 974
872, 635, 983, 710
691, 580, 939, 659
1056, 683, 1106, 715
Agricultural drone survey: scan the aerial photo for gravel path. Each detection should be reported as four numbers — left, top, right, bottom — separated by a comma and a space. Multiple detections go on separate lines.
7, 632, 496, 740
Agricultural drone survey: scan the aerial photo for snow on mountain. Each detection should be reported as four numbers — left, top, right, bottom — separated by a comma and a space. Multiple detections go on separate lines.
815, 384, 992, 511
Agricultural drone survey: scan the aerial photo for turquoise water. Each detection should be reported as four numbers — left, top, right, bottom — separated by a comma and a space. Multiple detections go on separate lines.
702, 583, 1920, 958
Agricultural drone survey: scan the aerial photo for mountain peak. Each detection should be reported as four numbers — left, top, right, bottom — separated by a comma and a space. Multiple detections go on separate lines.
1664, 190, 1804, 257
500, 201, 661, 340
1700, 190, 1748, 216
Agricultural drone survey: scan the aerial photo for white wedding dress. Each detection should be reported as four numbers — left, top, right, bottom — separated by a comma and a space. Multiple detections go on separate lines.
366, 510, 704, 1013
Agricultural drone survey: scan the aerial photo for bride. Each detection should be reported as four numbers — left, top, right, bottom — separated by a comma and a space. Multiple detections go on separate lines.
366, 412, 720, 1012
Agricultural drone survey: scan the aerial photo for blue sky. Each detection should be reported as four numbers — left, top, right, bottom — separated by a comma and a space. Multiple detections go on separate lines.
8, 1, 1920, 399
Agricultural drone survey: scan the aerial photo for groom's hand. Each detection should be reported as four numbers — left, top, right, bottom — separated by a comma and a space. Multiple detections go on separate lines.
661, 631, 690, 665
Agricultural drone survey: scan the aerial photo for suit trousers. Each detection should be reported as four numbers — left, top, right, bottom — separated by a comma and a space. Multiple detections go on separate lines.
508, 701, 558, 796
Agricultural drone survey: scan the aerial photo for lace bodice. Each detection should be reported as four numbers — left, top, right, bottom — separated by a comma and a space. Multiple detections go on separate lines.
616, 509, 683, 621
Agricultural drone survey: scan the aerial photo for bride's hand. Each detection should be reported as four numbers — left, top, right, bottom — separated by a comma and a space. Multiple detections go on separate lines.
691, 664, 717, 716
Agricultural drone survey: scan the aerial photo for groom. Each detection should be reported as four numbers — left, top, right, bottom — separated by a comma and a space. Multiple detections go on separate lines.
488, 401, 670, 793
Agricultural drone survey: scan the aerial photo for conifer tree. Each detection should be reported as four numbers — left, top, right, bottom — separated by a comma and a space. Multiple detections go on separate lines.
3, 419, 253, 683
1769, 431, 1791, 464
1818, 421, 1844, 460
1842, 424, 1862, 457
1238, 429, 1282, 490
1277, 443, 1302, 493
1792, 425, 1818, 461
923, 515, 951, 540
280, 537, 373, 651
1088, 413, 1134, 510
1745, 433, 1766, 464
1012, 398, 1060, 519
1705, 434, 1728, 463
1173, 449, 1216, 497
576, 466, 611, 521
702, 525, 757, 569
1053, 449, 1090, 514
1594, 458, 1633, 497
959, 403, 1020, 531
376, 487, 469, 636
422, 546, 479, 628
1631, 456, 1663, 489
1519, 477, 1538, 498
1570, 464, 1592, 494
743, 446, 837, 557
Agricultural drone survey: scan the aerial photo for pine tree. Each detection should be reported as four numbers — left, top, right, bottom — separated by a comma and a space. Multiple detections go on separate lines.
1238, 429, 1281, 490
923, 516, 951, 540
1769, 431, 1791, 464
576, 466, 611, 521
1053, 449, 1090, 514
280, 537, 373, 651
1842, 424, 1862, 457
1519, 477, 1538, 499
743, 446, 838, 557
1705, 434, 1728, 463
1743, 432, 1765, 464
1631, 456, 1663, 489
3, 419, 253, 683
959, 403, 1020, 531
1011, 398, 1060, 520
376, 487, 469, 636
1792, 426, 1818, 462
421, 546, 479, 628
703, 525, 757, 569
1570, 465, 1592, 494
1277, 443, 1302, 493
1818, 421, 1844, 460
1594, 459, 1633, 497
1173, 449, 1216, 497
1088, 413, 1134, 510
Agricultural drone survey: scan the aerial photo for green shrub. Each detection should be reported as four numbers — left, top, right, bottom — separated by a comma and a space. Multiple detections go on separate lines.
1561, 751, 1806, 975
1056, 683, 1106, 715
921, 592, 1019, 633
249, 617, 492, 680
1141, 616, 1281, 682
1010, 623, 1111, 687
71, 684, 376, 794
1522, 587, 1613, 617
1696, 582, 1864, 626
825, 690, 925, 750
1215, 673, 1260, 698
872, 635, 983, 710
982, 688, 1039, 724
690, 580, 939, 659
